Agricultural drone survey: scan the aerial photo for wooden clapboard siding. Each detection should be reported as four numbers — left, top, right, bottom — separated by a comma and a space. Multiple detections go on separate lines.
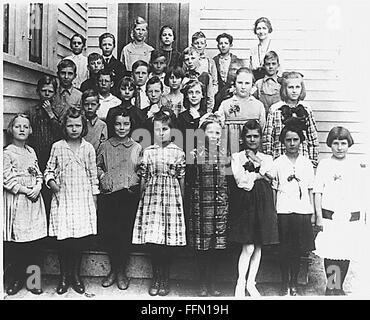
190, 0, 368, 162
57, 3, 88, 60
86, 4, 118, 56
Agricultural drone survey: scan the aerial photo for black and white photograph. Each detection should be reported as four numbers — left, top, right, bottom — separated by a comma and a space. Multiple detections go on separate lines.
1, 0, 370, 303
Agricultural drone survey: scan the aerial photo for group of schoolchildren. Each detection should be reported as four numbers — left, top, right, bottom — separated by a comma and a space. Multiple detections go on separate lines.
3, 16, 367, 298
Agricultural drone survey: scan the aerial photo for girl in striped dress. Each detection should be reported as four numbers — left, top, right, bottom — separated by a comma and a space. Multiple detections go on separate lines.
44, 108, 99, 295
132, 111, 186, 296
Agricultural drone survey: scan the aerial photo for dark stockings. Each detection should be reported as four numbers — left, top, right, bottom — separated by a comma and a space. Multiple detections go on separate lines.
279, 248, 301, 287
58, 238, 85, 281
324, 258, 350, 290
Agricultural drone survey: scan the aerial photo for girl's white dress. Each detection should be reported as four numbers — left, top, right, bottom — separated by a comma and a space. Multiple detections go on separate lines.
44, 139, 99, 240
313, 156, 367, 261
3, 144, 47, 242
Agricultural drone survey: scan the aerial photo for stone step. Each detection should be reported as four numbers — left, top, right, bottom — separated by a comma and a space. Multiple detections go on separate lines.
41, 248, 309, 284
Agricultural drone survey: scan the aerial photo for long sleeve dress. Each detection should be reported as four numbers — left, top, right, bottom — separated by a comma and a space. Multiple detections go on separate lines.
44, 139, 99, 240
132, 142, 186, 246
3, 144, 47, 242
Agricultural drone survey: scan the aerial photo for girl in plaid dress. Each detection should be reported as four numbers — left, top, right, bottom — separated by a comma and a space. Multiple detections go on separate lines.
262, 71, 319, 167
44, 108, 99, 295
132, 111, 186, 296
187, 113, 229, 297
3, 114, 47, 296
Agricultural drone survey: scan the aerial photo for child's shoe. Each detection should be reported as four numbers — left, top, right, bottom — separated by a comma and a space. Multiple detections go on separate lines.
246, 281, 261, 297
6, 279, 24, 296
117, 271, 129, 290
234, 280, 246, 298
102, 271, 116, 288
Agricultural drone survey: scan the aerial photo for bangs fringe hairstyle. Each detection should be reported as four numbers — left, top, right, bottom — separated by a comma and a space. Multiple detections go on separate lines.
7, 113, 32, 138
61, 108, 88, 139
116, 76, 137, 97
110, 109, 135, 137
254, 17, 273, 34
150, 49, 168, 64
241, 119, 262, 150
326, 126, 354, 147
191, 31, 206, 43
164, 65, 185, 86
279, 117, 306, 144
199, 113, 223, 131
36, 75, 58, 93
82, 89, 99, 104
181, 79, 207, 112
57, 59, 77, 74
280, 71, 306, 102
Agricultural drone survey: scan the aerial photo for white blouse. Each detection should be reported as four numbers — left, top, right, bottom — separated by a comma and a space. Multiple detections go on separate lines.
272, 154, 314, 214
231, 151, 274, 191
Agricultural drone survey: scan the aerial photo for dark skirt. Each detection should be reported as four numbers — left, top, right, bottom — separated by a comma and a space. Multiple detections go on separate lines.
278, 213, 315, 255
228, 179, 279, 245
98, 188, 139, 247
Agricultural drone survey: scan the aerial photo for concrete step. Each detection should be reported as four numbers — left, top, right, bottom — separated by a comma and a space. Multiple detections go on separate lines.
41, 247, 310, 285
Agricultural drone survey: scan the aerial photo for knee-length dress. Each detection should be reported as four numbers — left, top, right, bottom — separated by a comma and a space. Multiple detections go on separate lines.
229, 150, 279, 245
313, 157, 368, 261
44, 139, 99, 240
187, 146, 229, 250
132, 142, 186, 246
216, 95, 266, 155
3, 144, 47, 242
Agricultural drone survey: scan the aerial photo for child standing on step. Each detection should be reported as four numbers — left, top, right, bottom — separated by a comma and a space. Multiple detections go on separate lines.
97, 110, 142, 290
313, 127, 367, 296
3, 114, 47, 296
132, 111, 186, 297
187, 113, 229, 297
44, 108, 99, 295
271, 118, 315, 296
230, 120, 279, 298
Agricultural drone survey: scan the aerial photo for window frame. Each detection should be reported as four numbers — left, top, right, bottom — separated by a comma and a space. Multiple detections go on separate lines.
5, 3, 57, 72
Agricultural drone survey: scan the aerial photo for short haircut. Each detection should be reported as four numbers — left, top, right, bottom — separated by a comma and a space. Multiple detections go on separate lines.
146, 75, 164, 92
116, 76, 137, 96
216, 33, 233, 45
279, 117, 305, 144
57, 59, 77, 74
264, 51, 280, 65
61, 107, 88, 139
150, 49, 168, 63
192, 31, 206, 43
153, 109, 175, 129
235, 67, 255, 83
97, 69, 114, 81
241, 119, 263, 149
36, 75, 58, 93
254, 17, 273, 34
159, 25, 176, 42
99, 32, 115, 48
82, 89, 100, 104
280, 71, 306, 102
70, 33, 86, 48
181, 46, 199, 61
7, 113, 32, 138
326, 126, 354, 147
181, 79, 207, 113
110, 108, 135, 137
132, 60, 149, 73
164, 65, 185, 86
88, 52, 104, 64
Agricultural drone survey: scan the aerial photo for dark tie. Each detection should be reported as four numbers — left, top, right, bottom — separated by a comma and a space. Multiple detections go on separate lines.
105, 58, 109, 65
135, 88, 141, 109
